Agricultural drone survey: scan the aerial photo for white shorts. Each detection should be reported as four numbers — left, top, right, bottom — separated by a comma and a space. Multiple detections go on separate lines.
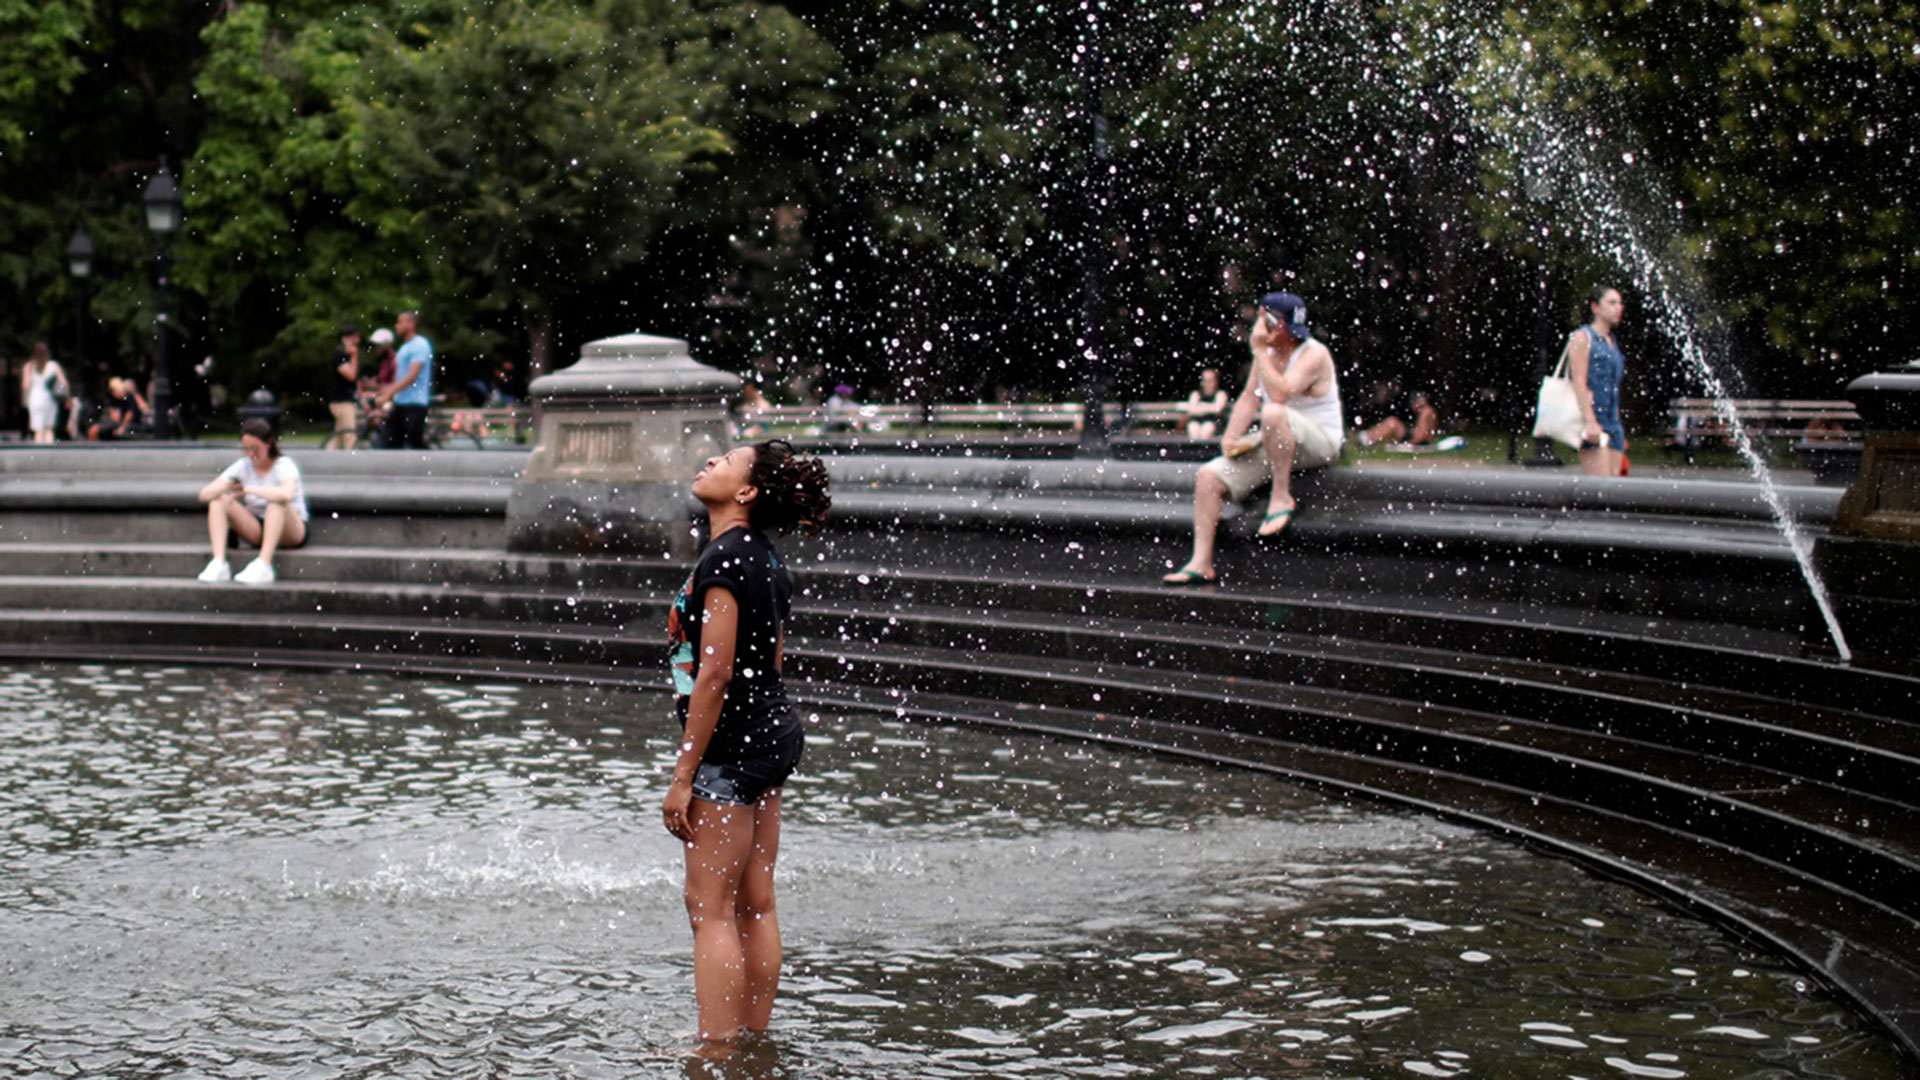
1202, 407, 1342, 502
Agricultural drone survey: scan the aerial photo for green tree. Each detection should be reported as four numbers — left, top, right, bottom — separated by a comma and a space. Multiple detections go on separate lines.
1121, 1, 1494, 397
0, 0, 89, 151
186, 3, 448, 398
352, 0, 733, 375
617, 0, 839, 381
1474, 0, 1920, 378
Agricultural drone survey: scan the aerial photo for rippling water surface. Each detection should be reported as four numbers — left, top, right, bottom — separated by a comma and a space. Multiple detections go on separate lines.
0, 663, 1906, 1079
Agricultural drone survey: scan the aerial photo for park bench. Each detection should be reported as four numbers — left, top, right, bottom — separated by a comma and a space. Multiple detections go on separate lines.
1664, 397, 1862, 481
401, 399, 1191, 449
426, 403, 531, 449
739, 400, 1196, 435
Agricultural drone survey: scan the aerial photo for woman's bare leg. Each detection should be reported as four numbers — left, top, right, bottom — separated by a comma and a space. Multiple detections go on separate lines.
737, 791, 785, 1031
1361, 416, 1406, 446
257, 502, 307, 566
208, 495, 260, 561
1410, 407, 1439, 445
1578, 446, 1622, 476
683, 799, 758, 1043
207, 498, 228, 561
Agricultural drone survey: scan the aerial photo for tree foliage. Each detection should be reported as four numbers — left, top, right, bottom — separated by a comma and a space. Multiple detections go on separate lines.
353, 0, 731, 373
2, 0, 1916, 425
1476, 0, 1920, 372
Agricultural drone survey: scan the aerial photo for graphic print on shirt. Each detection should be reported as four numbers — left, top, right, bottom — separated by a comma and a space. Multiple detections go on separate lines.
667, 571, 697, 698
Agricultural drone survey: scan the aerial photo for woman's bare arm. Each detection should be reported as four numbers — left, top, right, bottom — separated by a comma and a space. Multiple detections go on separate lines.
663, 586, 738, 840
1566, 330, 1603, 443
198, 473, 240, 502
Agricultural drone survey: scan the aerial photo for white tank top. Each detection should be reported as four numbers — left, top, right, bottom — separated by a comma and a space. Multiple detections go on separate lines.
1261, 342, 1345, 447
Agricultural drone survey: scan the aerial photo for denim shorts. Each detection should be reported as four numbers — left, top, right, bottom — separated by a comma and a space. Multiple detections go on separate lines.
692, 728, 804, 806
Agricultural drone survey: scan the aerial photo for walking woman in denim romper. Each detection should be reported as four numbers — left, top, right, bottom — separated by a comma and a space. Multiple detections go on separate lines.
1566, 286, 1628, 476
662, 439, 830, 1050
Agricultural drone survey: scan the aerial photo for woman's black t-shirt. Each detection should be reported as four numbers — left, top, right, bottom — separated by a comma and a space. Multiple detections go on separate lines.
667, 525, 800, 764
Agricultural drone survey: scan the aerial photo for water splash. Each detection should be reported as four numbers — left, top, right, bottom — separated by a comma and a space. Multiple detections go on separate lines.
1477, 90, 1855, 663
1428, 0, 1858, 664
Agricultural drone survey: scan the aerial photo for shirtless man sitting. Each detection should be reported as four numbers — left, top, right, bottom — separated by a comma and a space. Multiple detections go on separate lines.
1162, 291, 1346, 586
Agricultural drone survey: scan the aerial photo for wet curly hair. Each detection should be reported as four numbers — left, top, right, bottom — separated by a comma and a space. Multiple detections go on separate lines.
748, 439, 831, 537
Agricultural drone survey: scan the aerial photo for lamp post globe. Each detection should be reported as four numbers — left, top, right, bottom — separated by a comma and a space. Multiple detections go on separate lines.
144, 162, 183, 440
65, 227, 94, 280
143, 166, 183, 237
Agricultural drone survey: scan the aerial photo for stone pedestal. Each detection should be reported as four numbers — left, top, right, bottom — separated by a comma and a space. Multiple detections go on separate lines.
1813, 367, 1920, 663
506, 333, 739, 558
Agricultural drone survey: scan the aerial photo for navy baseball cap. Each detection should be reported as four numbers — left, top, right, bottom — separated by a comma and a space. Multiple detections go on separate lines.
1259, 292, 1311, 341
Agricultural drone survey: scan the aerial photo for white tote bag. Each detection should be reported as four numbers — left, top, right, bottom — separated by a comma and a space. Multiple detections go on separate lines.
1532, 342, 1586, 449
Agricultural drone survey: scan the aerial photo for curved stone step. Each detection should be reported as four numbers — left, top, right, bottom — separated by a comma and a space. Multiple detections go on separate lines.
8, 537, 1907, 700
7, 542, 1904, 729
791, 599, 1920, 795
7, 571, 1913, 802
8, 558, 1912, 818
0, 574, 658, 629
806, 567, 1917, 707
6, 604, 1914, 916
783, 637, 1920, 911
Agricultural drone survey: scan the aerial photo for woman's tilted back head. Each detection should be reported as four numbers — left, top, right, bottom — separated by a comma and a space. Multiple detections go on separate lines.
747, 439, 831, 537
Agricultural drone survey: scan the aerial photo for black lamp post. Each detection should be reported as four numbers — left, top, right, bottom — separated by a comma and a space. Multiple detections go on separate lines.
64, 227, 94, 435
1074, 0, 1111, 457
1519, 153, 1565, 467
143, 160, 184, 440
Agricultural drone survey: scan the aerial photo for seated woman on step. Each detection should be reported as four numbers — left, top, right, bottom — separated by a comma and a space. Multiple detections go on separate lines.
195, 418, 309, 585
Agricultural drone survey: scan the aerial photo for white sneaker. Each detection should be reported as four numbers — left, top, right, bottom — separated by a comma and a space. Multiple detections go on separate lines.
234, 558, 276, 585
197, 558, 232, 583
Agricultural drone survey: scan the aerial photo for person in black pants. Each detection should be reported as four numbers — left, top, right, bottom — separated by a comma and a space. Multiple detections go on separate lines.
375, 311, 433, 449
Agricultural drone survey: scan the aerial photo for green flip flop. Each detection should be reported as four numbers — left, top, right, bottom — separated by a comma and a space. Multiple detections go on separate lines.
1161, 567, 1218, 587
1257, 507, 1296, 537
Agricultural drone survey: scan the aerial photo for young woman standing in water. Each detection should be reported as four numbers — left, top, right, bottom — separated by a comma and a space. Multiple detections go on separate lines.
664, 439, 831, 1047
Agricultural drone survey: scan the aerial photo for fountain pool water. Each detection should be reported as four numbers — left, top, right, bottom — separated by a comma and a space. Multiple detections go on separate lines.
1, 662, 1906, 1078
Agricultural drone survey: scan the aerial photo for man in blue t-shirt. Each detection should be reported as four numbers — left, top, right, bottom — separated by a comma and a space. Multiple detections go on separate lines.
377, 310, 434, 449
